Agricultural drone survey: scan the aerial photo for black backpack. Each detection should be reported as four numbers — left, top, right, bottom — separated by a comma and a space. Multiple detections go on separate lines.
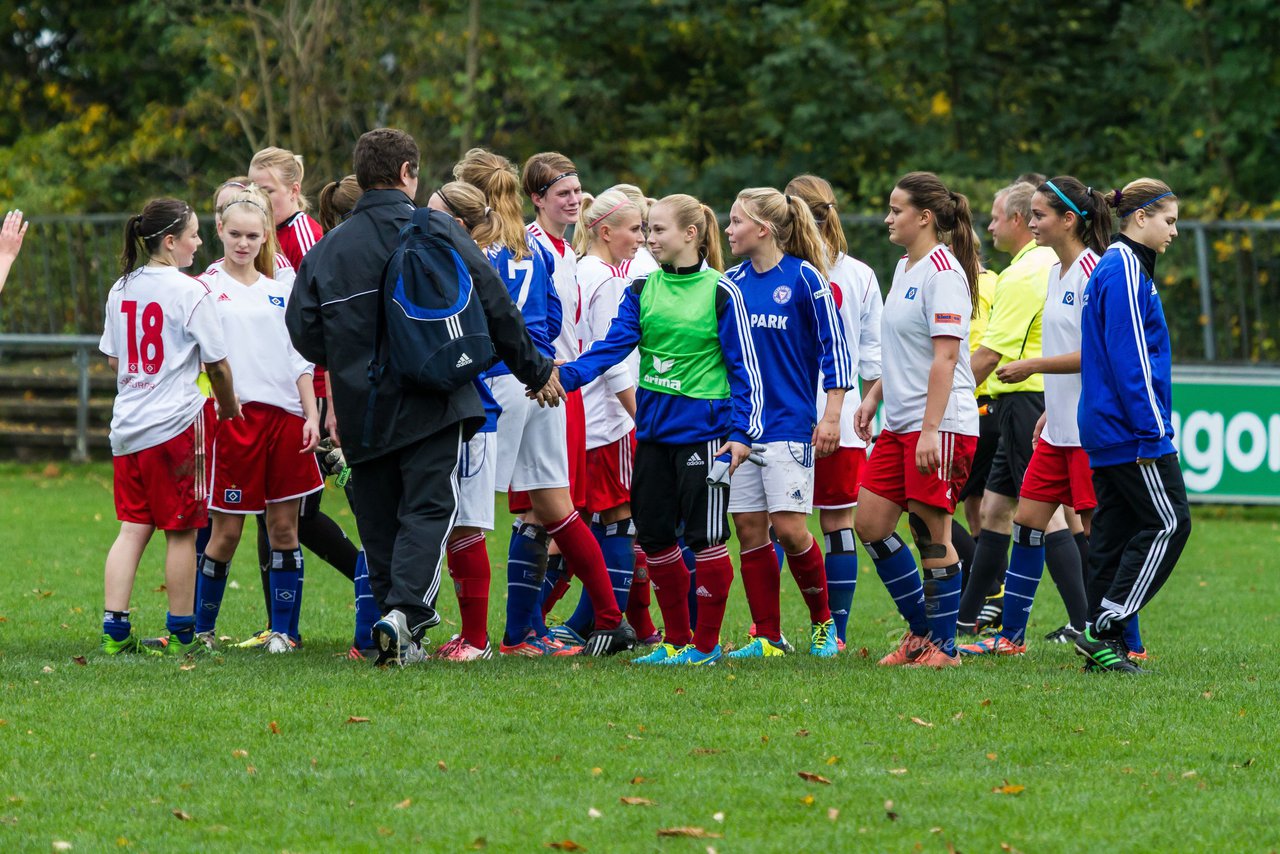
364, 208, 495, 440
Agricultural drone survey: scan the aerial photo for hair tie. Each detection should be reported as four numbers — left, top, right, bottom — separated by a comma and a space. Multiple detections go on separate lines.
1120, 191, 1173, 219
1044, 180, 1088, 221
141, 209, 188, 241
535, 170, 577, 196
1112, 189, 1124, 207
483, 206, 491, 217
826, 202, 836, 209
1086, 186, 1093, 196
586, 199, 628, 230
784, 194, 793, 205
222, 198, 269, 218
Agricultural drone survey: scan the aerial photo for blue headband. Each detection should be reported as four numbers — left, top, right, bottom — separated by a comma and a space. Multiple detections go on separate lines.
1121, 191, 1173, 218
1044, 180, 1087, 221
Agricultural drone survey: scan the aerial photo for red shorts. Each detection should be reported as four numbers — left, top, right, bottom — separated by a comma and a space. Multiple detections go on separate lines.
813, 446, 868, 509
1019, 441, 1098, 512
209, 402, 322, 513
860, 429, 977, 514
509, 388, 588, 514
113, 418, 209, 531
585, 432, 636, 514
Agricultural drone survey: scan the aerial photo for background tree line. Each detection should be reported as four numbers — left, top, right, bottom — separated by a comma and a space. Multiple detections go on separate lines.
2, 0, 1277, 217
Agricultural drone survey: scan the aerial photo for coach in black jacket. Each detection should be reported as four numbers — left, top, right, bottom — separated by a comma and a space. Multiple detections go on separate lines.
287, 128, 561, 664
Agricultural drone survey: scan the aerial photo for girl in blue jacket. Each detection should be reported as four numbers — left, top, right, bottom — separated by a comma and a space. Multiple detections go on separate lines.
1075, 178, 1192, 673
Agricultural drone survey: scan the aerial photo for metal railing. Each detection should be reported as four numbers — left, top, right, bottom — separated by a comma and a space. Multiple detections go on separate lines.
0, 333, 103, 461
1, 213, 1277, 364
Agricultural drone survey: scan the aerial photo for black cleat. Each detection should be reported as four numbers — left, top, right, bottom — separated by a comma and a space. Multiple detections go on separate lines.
1044, 625, 1082, 644
581, 619, 638, 657
1075, 628, 1144, 673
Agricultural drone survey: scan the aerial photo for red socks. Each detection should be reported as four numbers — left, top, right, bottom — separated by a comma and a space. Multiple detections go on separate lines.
446, 533, 490, 648
626, 544, 657, 639
644, 545, 691, 647
740, 542, 782, 643
787, 536, 831, 623
546, 512, 622, 630
692, 545, 734, 653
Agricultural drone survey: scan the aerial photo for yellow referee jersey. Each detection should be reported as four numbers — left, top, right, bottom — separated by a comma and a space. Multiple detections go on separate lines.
970, 268, 997, 397
982, 241, 1056, 396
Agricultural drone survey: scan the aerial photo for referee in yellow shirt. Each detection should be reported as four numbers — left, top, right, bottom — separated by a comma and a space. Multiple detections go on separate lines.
957, 180, 1087, 636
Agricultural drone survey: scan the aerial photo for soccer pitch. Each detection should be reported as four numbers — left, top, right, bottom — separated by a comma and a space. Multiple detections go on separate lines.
1, 463, 1276, 852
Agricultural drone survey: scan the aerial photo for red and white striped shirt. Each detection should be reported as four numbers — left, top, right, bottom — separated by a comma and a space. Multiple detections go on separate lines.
527, 222, 581, 361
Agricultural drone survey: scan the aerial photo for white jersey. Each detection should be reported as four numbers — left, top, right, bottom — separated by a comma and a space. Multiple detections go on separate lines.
199, 266, 313, 416
817, 253, 883, 449
1040, 248, 1099, 447
576, 255, 636, 448
527, 222, 581, 361
880, 245, 979, 436
619, 246, 659, 281
204, 255, 295, 285
99, 266, 227, 455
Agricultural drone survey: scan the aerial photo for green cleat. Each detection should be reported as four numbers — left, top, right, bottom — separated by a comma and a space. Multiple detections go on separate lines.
101, 633, 162, 657
164, 633, 214, 657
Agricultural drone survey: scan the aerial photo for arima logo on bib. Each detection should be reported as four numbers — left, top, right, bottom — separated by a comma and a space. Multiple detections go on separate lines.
772, 285, 792, 305
268, 295, 285, 308
652, 355, 675, 374
224, 489, 242, 504
1063, 291, 1075, 306
906, 287, 919, 300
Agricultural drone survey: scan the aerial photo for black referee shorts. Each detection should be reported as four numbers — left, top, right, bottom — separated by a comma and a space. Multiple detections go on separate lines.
985, 391, 1045, 499
959, 395, 998, 500
630, 438, 730, 555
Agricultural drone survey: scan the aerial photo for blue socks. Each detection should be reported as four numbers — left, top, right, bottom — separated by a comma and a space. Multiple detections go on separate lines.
353, 550, 377, 650
269, 548, 302, 636
823, 528, 858, 642
564, 519, 637, 636
1124, 612, 1144, 653
1000, 524, 1047, 643
166, 612, 196, 645
195, 556, 230, 634
103, 609, 131, 642
924, 566, 962, 656
863, 534, 929, 636
505, 521, 549, 645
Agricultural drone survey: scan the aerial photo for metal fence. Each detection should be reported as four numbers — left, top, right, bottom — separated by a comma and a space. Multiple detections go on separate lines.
1, 213, 1277, 364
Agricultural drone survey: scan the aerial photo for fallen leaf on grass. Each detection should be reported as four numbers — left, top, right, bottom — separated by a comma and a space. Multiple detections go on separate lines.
689, 748, 721, 756
1201, 691, 1213, 699
546, 841, 585, 850
910, 717, 934, 728
232, 750, 248, 759
1181, 770, 1197, 779
826, 756, 839, 765
588, 808, 602, 819
41, 666, 53, 674
629, 776, 648, 784
151, 585, 166, 593
346, 716, 370, 724
1232, 758, 1256, 768
712, 812, 724, 822
179, 663, 196, 672
438, 761, 448, 772
52, 842, 72, 852
992, 781, 1025, 795
674, 687, 685, 695
172, 809, 192, 821
620, 797, 655, 806
797, 772, 832, 785
1000, 843, 1025, 854
827, 808, 839, 821
858, 647, 870, 658
986, 753, 998, 760
590, 766, 602, 774
888, 768, 908, 775
794, 729, 810, 737
658, 827, 721, 839
245, 765, 257, 775
470, 838, 487, 850
71, 656, 87, 666
377, 827, 392, 837
980, 698, 992, 707
268, 721, 281, 735
394, 798, 412, 809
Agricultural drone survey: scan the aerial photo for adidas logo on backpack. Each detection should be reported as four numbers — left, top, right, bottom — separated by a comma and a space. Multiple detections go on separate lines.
455, 353, 473, 368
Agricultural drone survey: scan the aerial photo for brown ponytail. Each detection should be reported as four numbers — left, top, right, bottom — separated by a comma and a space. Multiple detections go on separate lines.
317, 175, 362, 232
1037, 175, 1113, 256
1105, 178, 1177, 230
119, 198, 193, 280
895, 172, 979, 317
785, 174, 847, 265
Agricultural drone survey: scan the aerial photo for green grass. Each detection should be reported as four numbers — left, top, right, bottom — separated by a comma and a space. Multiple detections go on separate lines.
1, 463, 1277, 852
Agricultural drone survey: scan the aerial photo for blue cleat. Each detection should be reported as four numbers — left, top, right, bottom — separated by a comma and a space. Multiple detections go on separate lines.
726, 637, 787, 659
658, 644, 722, 666
808, 619, 839, 658
633, 642, 684, 664
548, 623, 587, 647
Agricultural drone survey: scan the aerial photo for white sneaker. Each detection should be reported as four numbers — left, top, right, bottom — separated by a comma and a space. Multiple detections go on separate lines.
400, 641, 427, 665
264, 631, 293, 654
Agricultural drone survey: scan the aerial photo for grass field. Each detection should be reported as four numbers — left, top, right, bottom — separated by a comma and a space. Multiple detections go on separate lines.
1, 462, 1277, 853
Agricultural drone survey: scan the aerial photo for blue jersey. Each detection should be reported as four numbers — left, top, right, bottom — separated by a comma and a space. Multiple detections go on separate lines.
1079, 235, 1176, 467
474, 377, 501, 433
559, 273, 763, 446
483, 239, 560, 377
724, 255, 854, 443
